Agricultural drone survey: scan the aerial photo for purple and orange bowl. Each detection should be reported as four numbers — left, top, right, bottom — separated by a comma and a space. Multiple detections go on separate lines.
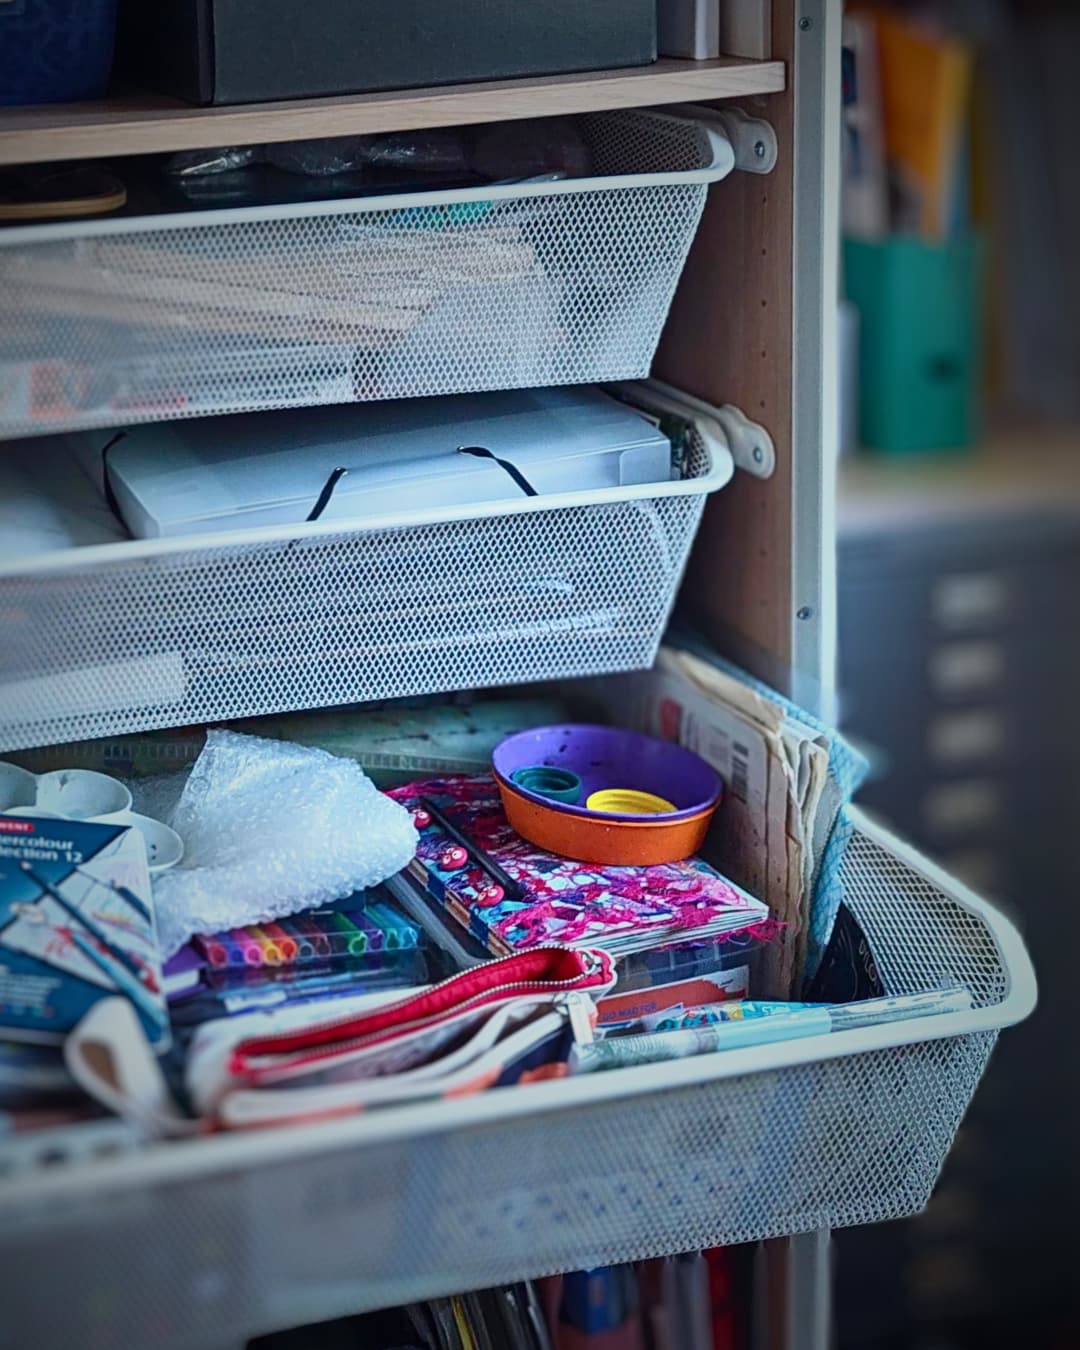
493, 724, 722, 865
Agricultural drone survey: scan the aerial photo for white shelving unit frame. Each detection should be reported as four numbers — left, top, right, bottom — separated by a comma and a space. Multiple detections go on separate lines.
0, 5, 1036, 1349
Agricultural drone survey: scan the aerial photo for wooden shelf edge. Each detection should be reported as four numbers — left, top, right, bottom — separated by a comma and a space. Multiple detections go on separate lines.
837, 427, 1080, 532
0, 58, 786, 166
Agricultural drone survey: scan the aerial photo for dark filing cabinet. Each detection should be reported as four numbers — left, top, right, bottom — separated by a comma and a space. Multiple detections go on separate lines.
836, 485, 1080, 1350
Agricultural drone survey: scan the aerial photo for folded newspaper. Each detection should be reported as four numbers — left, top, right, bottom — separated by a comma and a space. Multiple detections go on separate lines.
611, 644, 868, 995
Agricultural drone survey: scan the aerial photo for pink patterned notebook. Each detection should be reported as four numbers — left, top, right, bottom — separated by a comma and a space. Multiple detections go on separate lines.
389, 774, 769, 957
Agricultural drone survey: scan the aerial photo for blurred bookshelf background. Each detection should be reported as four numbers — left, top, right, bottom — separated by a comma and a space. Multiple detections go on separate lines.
836, 3, 1078, 1348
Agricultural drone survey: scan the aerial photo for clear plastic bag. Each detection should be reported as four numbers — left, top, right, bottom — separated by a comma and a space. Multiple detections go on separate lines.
469, 118, 592, 181
165, 147, 260, 177
365, 129, 469, 175
150, 730, 417, 957
265, 136, 376, 176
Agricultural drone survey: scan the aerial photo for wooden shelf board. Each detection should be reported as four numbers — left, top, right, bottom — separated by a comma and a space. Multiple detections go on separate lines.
838, 425, 1080, 532
0, 58, 785, 166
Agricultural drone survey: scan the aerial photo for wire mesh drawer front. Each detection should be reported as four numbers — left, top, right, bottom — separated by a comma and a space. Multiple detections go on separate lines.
0, 1036, 997, 1350
0, 493, 706, 752
0, 819, 1030, 1350
0, 112, 724, 440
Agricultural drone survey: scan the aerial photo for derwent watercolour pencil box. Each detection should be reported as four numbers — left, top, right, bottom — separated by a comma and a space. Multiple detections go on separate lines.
0, 814, 169, 1050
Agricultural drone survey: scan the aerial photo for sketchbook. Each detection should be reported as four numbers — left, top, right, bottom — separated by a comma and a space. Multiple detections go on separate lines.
388, 774, 768, 958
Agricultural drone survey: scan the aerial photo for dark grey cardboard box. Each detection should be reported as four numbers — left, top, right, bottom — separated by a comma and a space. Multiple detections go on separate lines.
118, 0, 658, 106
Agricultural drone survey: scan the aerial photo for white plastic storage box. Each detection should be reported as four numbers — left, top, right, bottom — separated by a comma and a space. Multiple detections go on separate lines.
96, 388, 674, 540
0, 109, 735, 440
0, 383, 734, 752
0, 812, 1035, 1350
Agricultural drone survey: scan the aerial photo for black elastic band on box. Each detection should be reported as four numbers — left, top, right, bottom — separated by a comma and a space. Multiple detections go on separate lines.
456, 445, 538, 497
306, 466, 350, 521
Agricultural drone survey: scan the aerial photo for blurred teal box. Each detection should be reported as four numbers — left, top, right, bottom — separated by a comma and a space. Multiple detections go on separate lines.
844, 235, 984, 454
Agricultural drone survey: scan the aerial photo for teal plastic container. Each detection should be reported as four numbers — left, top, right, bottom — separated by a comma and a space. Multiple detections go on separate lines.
844, 235, 984, 454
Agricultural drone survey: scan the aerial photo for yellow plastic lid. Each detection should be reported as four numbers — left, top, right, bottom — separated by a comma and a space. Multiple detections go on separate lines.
585, 788, 677, 816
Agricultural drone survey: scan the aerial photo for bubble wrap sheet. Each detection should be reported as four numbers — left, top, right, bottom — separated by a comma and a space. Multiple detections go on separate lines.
151, 730, 417, 955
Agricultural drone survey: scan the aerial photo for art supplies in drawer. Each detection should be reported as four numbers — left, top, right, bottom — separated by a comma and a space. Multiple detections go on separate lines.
386, 865, 773, 1021
132, 729, 418, 960
162, 889, 431, 1028
94, 387, 673, 540
176, 946, 615, 1125
387, 774, 770, 957
166, 951, 431, 1030
492, 722, 723, 866
595, 925, 774, 1028
0, 813, 169, 1050
64, 943, 614, 1130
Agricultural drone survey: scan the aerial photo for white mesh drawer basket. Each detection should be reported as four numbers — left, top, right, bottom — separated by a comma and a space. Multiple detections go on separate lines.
0, 383, 736, 752
0, 812, 1035, 1350
0, 109, 735, 441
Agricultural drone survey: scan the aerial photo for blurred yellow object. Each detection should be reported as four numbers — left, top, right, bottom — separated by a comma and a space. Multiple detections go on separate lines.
875, 10, 972, 240
585, 788, 677, 816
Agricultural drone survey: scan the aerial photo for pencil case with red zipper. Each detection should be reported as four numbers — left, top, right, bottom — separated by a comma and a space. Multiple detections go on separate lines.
225, 945, 616, 1093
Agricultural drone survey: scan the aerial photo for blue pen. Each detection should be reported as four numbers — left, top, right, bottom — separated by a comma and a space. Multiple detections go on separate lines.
579, 988, 974, 1072
644, 989, 973, 1034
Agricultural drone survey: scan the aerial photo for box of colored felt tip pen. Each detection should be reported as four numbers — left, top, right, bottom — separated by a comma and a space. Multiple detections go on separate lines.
192, 899, 420, 971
